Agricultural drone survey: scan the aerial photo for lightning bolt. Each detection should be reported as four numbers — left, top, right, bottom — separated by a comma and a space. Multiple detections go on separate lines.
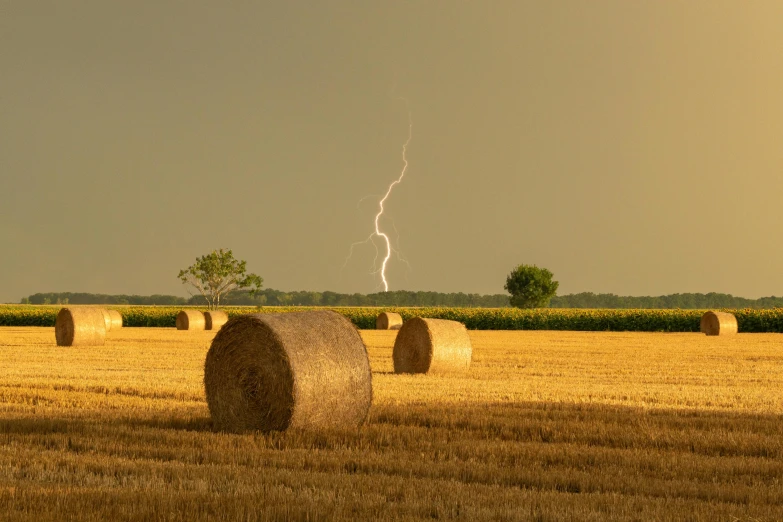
375, 109, 412, 291
342, 101, 412, 292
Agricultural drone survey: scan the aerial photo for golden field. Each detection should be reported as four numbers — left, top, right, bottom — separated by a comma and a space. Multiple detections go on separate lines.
0, 327, 781, 521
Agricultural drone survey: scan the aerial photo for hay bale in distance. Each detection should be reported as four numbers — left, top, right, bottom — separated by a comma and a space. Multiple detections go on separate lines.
176, 310, 205, 331
376, 312, 403, 330
100, 308, 112, 332
393, 317, 472, 374
107, 309, 123, 329
55, 307, 106, 347
204, 310, 229, 331
700, 311, 738, 336
204, 310, 373, 433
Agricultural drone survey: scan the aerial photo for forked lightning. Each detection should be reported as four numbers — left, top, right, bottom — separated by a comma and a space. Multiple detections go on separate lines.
343, 103, 412, 291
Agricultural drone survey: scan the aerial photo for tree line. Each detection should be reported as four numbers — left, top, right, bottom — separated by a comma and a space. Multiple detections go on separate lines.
549, 292, 783, 309
19, 290, 783, 309
20, 290, 510, 307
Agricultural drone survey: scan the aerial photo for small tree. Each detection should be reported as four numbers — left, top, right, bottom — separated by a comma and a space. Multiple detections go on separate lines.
504, 264, 559, 308
178, 249, 263, 310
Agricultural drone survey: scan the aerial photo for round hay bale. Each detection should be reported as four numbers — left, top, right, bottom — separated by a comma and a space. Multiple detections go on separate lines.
100, 308, 112, 332
176, 310, 205, 331
55, 307, 107, 347
700, 311, 738, 336
204, 310, 229, 331
204, 310, 372, 433
376, 312, 403, 330
107, 309, 123, 329
393, 317, 472, 374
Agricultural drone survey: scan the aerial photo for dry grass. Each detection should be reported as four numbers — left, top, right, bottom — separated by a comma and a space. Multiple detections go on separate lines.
0, 327, 782, 521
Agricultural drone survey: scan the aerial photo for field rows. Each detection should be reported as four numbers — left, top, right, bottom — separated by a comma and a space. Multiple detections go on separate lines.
0, 327, 781, 520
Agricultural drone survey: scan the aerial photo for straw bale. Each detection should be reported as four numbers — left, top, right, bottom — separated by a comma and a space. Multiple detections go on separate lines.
204, 310, 373, 433
99, 308, 112, 332
176, 310, 205, 331
376, 312, 403, 330
204, 310, 229, 331
55, 307, 107, 347
107, 310, 123, 329
393, 317, 472, 374
700, 311, 738, 336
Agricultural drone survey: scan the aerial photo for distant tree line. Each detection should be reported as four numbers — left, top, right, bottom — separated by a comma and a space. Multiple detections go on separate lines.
20, 290, 511, 308
19, 290, 783, 309
549, 292, 783, 309
220, 290, 511, 307
21, 293, 189, 306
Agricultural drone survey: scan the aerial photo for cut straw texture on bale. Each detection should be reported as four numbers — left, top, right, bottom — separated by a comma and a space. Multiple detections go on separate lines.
55, 307, 106, 347
204, 310, 229, 331
376, 312, 403, 330
100, 308, 112, 332
700, 311, 738, 336
176, 310, 205, 331
107, 309, 123, 329
204, 310, 372, 433
393, 317, 472, 374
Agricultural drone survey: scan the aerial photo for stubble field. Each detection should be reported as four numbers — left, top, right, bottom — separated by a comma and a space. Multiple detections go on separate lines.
0, 327, 781, 521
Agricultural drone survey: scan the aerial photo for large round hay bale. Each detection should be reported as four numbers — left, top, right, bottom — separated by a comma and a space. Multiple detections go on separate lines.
107, 309, 123, 329
176, 310, 205, 331
700, 311, 738, 336
100, 308, 112, 332
204, 310, 229, 331
55, 307, 106, 347
376, 312, 403, 330
204, 310, 373, 433
393, 317, 472, 374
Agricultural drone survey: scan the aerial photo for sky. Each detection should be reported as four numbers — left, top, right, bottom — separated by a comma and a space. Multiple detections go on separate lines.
1, 1, 782, 303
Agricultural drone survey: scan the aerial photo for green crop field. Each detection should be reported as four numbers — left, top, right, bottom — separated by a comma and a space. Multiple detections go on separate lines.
2, 304, 783, 332
0, 326, 781, 520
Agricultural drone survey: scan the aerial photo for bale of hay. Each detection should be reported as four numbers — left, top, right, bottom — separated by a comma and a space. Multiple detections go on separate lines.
700, 311, 738, 336
393, 317, 472, 374
55, 307, 106, 346
204, 310, 373, 433
107, 309, 123, 329
100, 308, 112, 332
376, 312, 403, 330
176, 310, 205, 331
204, 310, 229, 331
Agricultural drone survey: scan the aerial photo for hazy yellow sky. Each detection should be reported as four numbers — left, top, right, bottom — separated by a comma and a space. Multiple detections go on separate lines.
1, 1, 782, 301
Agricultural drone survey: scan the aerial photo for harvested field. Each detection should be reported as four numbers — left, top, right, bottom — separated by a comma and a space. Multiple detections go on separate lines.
0, 327, 781, 521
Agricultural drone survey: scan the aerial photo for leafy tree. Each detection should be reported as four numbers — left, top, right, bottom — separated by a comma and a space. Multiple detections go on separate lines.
177, 249, 263, 310
504, 264, 559, 308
